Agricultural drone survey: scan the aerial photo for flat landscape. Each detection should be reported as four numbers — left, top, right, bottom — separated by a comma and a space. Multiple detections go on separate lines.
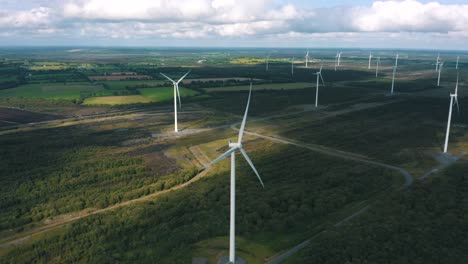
0, 47, 467, 264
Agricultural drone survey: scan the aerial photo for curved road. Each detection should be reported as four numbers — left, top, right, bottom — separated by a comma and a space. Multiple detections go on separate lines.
241, 129, 459, 263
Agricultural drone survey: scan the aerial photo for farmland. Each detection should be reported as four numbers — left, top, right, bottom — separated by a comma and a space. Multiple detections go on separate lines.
83, 95, 153, 105
0, 83, 110, 100
203, 82, 312, 92
0, 47, 467, 264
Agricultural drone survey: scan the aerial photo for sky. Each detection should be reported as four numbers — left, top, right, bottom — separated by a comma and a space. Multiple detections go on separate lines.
0, 0, 468, 50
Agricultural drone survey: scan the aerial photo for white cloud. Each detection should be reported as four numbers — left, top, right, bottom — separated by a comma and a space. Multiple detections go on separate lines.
0, 7, 52, 28
63, 0, 272, 23
351, 0, 468, 33
2, 0, 468, 48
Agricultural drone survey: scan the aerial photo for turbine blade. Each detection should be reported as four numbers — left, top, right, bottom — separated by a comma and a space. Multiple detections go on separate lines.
160, 72, 176, 83
239, 147, 264, 188
320, 73, 325, 86
203, 147, 237, 169
455, 97, 460, 114
238, 83, 252, 143
176, 70, 191, 85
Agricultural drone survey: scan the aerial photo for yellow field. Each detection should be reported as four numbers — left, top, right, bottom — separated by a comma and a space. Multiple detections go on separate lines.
229, 57, 291, 64
83, 95, 152, 105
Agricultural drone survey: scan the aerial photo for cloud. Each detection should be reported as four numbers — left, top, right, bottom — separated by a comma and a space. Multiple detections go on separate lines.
0, 7, 52, 28
62, 0, 272, 23
351, 0, 468, 33
59, 0, 468, 35
1, 0, 468, 47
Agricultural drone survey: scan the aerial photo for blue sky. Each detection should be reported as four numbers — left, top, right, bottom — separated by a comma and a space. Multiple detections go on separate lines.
1, 0, 468, 49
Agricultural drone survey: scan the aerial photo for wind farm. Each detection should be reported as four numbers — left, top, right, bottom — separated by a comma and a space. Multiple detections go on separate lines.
0, 47, 466, 264
1, 1, 468, 264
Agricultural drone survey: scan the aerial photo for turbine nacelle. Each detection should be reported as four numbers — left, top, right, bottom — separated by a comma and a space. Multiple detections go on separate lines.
228, 141, 241, 148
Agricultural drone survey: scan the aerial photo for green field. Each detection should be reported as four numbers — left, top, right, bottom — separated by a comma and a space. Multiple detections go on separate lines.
0, 83, 110, 100
102, 80, 166, 90
204, 82, 313, 92
83, 87, 200, 105
139, 86, 199, 101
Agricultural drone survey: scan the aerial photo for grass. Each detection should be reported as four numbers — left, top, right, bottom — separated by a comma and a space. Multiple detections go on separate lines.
203, 82, 313, 92
0, 83, 110, 100
0, 76, 18, 82
192, 236, 273, 264
138, 87, 199, 101
102, 80, 165, 90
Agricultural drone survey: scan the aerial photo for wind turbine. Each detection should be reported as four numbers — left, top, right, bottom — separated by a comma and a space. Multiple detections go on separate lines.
203, 83, 264, 264
291, 57, 294, 76
160, 70, 191, 133
305, 50, 310, 68
390, 54, 399, 95
436, 53, 440, 71
456, 56, 459, 70
376, 57, 380, 78
443, 75, 460, 153
315, 65, 325, 108
438, 62, 443, 87
335, 52, 342, 71
368, 52, 372, 69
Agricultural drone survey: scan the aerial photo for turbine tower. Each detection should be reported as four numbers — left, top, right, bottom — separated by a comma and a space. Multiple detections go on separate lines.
436, 53, 440, 71
204, 83, 264, 264
443, 75, 460, 153
390, 54, 399, 95
376, 57, 380, 78
438, 62, 443, 87
456, 56, 459, 70
160, 70, 191, 132
368, 52, 372, 69
305, 50, 310, 68
315, 65, 325, 108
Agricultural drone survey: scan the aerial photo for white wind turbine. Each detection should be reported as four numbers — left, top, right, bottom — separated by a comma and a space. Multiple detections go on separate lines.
436, 53, 440, 71
438, 62, 444, 87
368, 52, 372, 69
314, 65, 325, 108
376, 57, 380, 78
160, 70, 191, 132
305, 50, 310, 68
390, 54, 399, 95
456, 56, 459, 70
335, 52, 342, 71
443, 74, 460, 153
203, 83, 264, 264
266, 55, 270, 71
